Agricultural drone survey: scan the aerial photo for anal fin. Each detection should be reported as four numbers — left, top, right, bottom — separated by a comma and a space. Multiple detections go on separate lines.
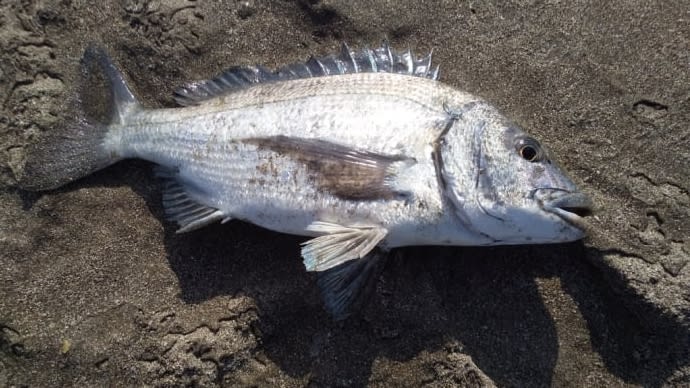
156, 167, 226, 233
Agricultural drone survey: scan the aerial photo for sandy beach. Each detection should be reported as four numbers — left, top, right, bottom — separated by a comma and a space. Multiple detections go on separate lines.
1, 1, 688, 386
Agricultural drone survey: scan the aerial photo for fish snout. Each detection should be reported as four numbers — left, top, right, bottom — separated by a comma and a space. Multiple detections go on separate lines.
533, 188, 593, 228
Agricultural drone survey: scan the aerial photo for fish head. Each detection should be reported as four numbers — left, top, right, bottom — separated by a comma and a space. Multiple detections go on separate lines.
440, 102, 593, 244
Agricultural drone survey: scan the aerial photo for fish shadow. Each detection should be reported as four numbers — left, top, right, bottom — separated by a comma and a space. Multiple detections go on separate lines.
160, 220, 689, 384
21, 162, 686, 387
419, 244, 689, 387
134, 163, 687, 386
562, 246, 690, 387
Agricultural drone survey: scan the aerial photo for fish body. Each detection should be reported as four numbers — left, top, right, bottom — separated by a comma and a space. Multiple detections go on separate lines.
112, 73, 477, 247
21, 43, 592, 318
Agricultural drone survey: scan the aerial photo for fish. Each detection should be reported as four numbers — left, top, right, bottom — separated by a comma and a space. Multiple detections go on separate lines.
19, 42, 593, 319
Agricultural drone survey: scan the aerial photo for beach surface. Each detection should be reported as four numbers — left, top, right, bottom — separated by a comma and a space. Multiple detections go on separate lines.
1, 1, 688, 386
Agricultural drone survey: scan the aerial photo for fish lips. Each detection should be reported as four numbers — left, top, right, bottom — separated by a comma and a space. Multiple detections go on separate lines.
533, 189, 593, 232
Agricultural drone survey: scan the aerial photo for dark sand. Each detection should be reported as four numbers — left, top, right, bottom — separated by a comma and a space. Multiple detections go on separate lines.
1, 1, 688, 386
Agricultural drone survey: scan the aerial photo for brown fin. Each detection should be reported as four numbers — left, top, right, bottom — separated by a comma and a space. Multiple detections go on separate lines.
244, 136, 415, 200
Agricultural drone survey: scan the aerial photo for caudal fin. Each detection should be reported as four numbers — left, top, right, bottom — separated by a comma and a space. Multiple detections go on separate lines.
18, 46, 141, 191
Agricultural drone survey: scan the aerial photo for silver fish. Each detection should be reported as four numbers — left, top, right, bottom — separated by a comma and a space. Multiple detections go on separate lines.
20, 43, 592, 318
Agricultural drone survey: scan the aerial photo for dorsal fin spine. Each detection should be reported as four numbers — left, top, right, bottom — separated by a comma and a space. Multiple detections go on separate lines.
383, 41, 393, 67
174, 42, 442, 106
314, 57, 328, 75
402, 49, 413, 73
420, 52, 432, 77
303, 63, 315, 77
341, 43, 357, 72
366, 47, 378, 72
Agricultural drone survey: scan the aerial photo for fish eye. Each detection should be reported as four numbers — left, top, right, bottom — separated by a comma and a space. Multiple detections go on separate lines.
515, 137, 543, 162
520, 145, 538, 161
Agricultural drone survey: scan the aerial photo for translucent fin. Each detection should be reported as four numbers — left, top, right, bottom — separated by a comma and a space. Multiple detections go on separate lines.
174, 65, 276, 106
244, 136, 415, 200
301, 222, 387, 272
156, 167, 225, 233
316, 249, 387, 320
173, 41, 440, 106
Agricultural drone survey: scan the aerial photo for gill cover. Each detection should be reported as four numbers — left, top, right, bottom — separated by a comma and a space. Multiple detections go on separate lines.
436, 102, 590, 243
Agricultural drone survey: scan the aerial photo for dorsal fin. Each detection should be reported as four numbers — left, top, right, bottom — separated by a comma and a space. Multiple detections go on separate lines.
174, 42, 440, 106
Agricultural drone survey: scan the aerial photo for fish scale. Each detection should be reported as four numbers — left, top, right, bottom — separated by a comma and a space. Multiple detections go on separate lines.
20, 43, 592, 319
114, 83, 452, 238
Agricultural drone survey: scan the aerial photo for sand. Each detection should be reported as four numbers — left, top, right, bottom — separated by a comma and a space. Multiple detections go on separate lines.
1, 0, 688, 386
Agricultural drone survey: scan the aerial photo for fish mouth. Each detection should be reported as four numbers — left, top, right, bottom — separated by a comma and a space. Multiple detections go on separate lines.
534, 189, 593, 229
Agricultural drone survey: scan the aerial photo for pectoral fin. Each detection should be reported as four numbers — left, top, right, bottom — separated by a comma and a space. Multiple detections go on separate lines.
244, 136, 415, 200
301, 221, 387, 272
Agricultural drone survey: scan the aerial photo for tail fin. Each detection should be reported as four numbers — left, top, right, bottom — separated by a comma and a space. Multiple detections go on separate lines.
18, 46, 141, 191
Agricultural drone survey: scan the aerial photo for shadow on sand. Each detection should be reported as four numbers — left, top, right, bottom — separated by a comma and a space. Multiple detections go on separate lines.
161, 221, 688, 387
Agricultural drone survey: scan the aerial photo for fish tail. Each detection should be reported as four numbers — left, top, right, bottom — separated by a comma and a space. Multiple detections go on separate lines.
18, 46, 141, 191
